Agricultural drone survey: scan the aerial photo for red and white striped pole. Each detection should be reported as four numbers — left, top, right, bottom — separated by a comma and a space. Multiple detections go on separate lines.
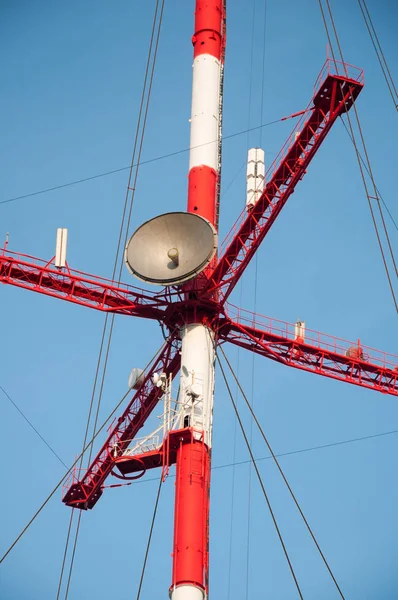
187, 0, 223, 227
170, 2, 224, 599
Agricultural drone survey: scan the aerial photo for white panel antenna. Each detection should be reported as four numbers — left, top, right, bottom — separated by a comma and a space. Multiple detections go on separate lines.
55, 228, 68, 268
246, 148, 265, 211
294, 320, 305, 342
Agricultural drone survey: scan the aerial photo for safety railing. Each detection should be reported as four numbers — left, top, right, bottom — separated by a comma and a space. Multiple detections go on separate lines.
121, 435, 161, 457
226, 303, 398, 372
0, 248, 179, 305
314, 57, 364, 93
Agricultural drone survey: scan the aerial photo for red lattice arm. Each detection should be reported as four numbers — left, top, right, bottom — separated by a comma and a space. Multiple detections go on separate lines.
205, 60, 364, 302
62, 340, 181, 509
219, 306, 398, 396
0, 249, 171, 319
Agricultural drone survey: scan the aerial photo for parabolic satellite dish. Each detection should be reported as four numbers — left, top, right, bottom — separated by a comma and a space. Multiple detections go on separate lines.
125, 212, 218, 285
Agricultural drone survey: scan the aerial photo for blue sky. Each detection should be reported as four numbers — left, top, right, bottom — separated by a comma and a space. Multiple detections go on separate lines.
1, 0, 398, 598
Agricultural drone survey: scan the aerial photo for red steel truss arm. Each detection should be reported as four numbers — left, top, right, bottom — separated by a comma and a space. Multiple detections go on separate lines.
62, 340, 181, 510
219, 306, 398, 396
204, 60, 364, 302
0, 249, 173, 319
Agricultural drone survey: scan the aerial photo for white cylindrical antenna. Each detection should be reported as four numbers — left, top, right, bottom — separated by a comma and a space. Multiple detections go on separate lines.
246, 148, 265, 211
294, 320, 305, 342
55, 228, 68, 268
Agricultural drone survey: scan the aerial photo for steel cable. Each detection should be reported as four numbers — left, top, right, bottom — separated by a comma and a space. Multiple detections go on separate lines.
357, 0, 398, 111
55, 510, 75, 600
361, 0, 398, 102
63, 512, 82, 600
0, 117, 291, 207
226, 256, 245, 600
220, 345, 346, 599
54, 4, 166, 596
319, 0, 398, 312
0, 340, 167, 564
317, 0, 339, 68
135, 475, 163, 600
339, 117, 398, 233
0, 402, 125, 565
245, 2, 268, 587
324, 0, 398, 287
102, 427, 398, 489
0, 385, 67, 469
244, 2, 259, 597
84, 0, 167, 465
226, 341, 240, 600
217, 353, 305, 599
85, 0, 165, 470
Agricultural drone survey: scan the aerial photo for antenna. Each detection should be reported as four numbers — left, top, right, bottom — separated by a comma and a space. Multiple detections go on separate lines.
55, 228, 68, 268
128, 367, 145, 390
246, 148, 265, 211
124, 212, 217, 285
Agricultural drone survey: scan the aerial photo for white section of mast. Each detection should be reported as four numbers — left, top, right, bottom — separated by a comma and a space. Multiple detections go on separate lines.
189, 55, 221, 171
179, 323, 215, 448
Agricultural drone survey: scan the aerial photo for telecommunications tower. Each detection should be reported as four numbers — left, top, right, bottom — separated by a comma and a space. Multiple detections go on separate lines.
1, 1, 398, 598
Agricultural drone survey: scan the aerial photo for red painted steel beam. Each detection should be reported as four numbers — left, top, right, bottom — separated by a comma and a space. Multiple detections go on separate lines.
219, 311, 398, 396
114, 427, 199, 476
204, 61, 364, 302
62, 340, 181, 509
0, 249, 170, 319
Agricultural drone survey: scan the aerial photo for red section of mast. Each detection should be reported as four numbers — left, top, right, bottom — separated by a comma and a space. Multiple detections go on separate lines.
187, 169, 218, 226
172, 441, 210, 594
192, 0, 223, 59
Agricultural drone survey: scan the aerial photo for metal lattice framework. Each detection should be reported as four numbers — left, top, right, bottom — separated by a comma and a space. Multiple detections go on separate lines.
1, 58, 394, 517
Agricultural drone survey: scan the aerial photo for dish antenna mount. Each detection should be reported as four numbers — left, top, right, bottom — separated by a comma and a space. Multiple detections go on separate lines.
124, 211, 217, 285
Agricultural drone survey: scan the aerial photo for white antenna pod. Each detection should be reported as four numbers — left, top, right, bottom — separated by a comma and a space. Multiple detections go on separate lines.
246, 148, 265, 211
128, 367, 145, 390
55, 228, 68, 268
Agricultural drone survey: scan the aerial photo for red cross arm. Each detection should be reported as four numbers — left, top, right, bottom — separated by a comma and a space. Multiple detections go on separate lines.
219, 306, 398, 396
0, 249, 170, 319
205, 59, 364, 303
62, 340, 181, 510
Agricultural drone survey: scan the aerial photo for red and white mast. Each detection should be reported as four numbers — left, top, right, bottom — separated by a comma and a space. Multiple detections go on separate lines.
1, 1, 373, 596
171, 2, 224, 599
187, 0, 223, 226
